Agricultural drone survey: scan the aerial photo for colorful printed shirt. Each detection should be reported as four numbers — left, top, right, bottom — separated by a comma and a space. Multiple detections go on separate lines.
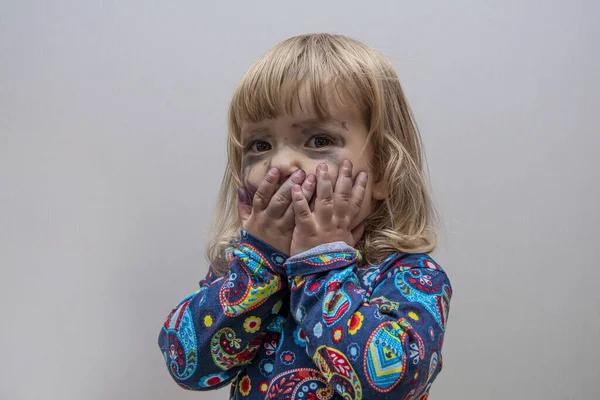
158, 231, 452, 399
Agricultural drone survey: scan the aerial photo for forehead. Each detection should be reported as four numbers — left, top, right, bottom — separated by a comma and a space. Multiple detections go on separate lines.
240, 118, 345, 138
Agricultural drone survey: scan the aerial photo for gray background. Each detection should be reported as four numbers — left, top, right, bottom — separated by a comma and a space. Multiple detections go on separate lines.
1, 1, 599, 399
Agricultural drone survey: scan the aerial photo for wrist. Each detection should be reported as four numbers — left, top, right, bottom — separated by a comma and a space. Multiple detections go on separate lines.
285, 241, 360, 276
239, 230, 289, 276
243, 227, 291, 255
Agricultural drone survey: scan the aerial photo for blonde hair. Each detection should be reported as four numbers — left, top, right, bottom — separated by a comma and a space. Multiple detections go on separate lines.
206, 33, 438, 275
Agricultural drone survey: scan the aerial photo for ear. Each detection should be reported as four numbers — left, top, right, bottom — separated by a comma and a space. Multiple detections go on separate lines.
372, 179, 387, 200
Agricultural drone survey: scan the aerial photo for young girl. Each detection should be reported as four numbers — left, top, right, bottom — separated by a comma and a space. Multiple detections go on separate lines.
158, 33, 452, 399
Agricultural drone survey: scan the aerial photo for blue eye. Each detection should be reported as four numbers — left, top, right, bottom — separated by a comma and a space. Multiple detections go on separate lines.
307, 136, 332, 148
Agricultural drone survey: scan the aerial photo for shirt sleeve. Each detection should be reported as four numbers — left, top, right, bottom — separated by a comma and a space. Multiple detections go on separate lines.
285, 242, 452, 399
158, 231, 289, 391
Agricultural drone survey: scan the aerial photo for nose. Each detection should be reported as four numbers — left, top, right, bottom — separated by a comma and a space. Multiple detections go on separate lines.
270, 149, 303, 183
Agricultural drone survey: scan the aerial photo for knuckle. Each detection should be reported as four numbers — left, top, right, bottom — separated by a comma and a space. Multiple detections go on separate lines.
299, 208, 311, 218
273, 225, 288, 236
254, 190, 268, 204
273, 192, 289, 205
320, 197, 334, 207
265, 173, 277, 184
337, 192, 352, 202
263, 208, 277, 220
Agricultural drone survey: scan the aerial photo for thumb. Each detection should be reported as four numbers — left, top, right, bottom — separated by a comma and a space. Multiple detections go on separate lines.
237, 188, 252, 225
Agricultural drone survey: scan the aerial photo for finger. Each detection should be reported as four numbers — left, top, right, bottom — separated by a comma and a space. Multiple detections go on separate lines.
292, 185, 316, 233
253, 168, 280, 212
265, 169, 306, 218
351, 220, 366, 246
334, 160, 354, 220
282, 173, 315, 224
237, 188, 252, 225
350, 172, 368, 217
315, 163, 334, 223
302, 173, 317, 203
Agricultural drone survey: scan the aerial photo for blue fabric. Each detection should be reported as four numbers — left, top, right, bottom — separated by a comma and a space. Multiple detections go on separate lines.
158, 231, 452, 399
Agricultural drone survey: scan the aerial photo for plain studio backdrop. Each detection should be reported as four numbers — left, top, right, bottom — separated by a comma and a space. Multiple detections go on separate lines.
1, 1, 599, 399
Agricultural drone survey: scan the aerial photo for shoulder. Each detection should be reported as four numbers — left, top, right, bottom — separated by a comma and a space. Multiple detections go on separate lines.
360, 252, 451, 291
393, 253, 448, 274
365, 253, 453, 330
362, 252, 448, 274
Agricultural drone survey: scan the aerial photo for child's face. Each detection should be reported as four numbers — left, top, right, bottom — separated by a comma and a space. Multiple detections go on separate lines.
239, 90, 385, 230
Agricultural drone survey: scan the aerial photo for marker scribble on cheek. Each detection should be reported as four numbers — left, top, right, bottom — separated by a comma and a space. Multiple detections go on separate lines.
241, 158, 264, 203
244, 181, 258, 203
326, 154, 341, 166
241, 155, 253, 173
305, 151, 341, 166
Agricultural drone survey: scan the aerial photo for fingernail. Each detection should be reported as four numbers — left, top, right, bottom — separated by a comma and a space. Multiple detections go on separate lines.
342, 160, 352, 169
318, 163, 328, 171
293, 169, 305, 178
358, 172, 368, 181
307, 174, 316, 184
269, 167, 279, 176
237, 188, 249, 203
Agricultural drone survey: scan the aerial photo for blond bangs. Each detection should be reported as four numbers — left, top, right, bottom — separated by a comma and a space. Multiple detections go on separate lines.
228, 35, 374, 149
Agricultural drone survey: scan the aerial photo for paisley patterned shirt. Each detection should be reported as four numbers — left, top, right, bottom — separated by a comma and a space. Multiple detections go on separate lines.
158, 231, 452, 399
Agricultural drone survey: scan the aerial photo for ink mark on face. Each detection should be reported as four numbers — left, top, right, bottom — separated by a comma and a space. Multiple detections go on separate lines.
242, 153, 262, 172
241, 156, 250, 172
241, 162, 257, 200
326, 154, 340, 165
244, 180, 258, 203
302, 155, 341, 172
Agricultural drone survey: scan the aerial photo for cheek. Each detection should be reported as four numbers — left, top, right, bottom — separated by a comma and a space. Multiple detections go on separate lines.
242, 161, 269, 199
304, 152, 341, 175
244, 166, 265, 184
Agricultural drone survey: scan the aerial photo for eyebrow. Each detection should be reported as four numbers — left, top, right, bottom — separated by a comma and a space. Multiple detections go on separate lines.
291, 118, 347, 131
240, 127, 271, 144
241, 127, 270, 136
